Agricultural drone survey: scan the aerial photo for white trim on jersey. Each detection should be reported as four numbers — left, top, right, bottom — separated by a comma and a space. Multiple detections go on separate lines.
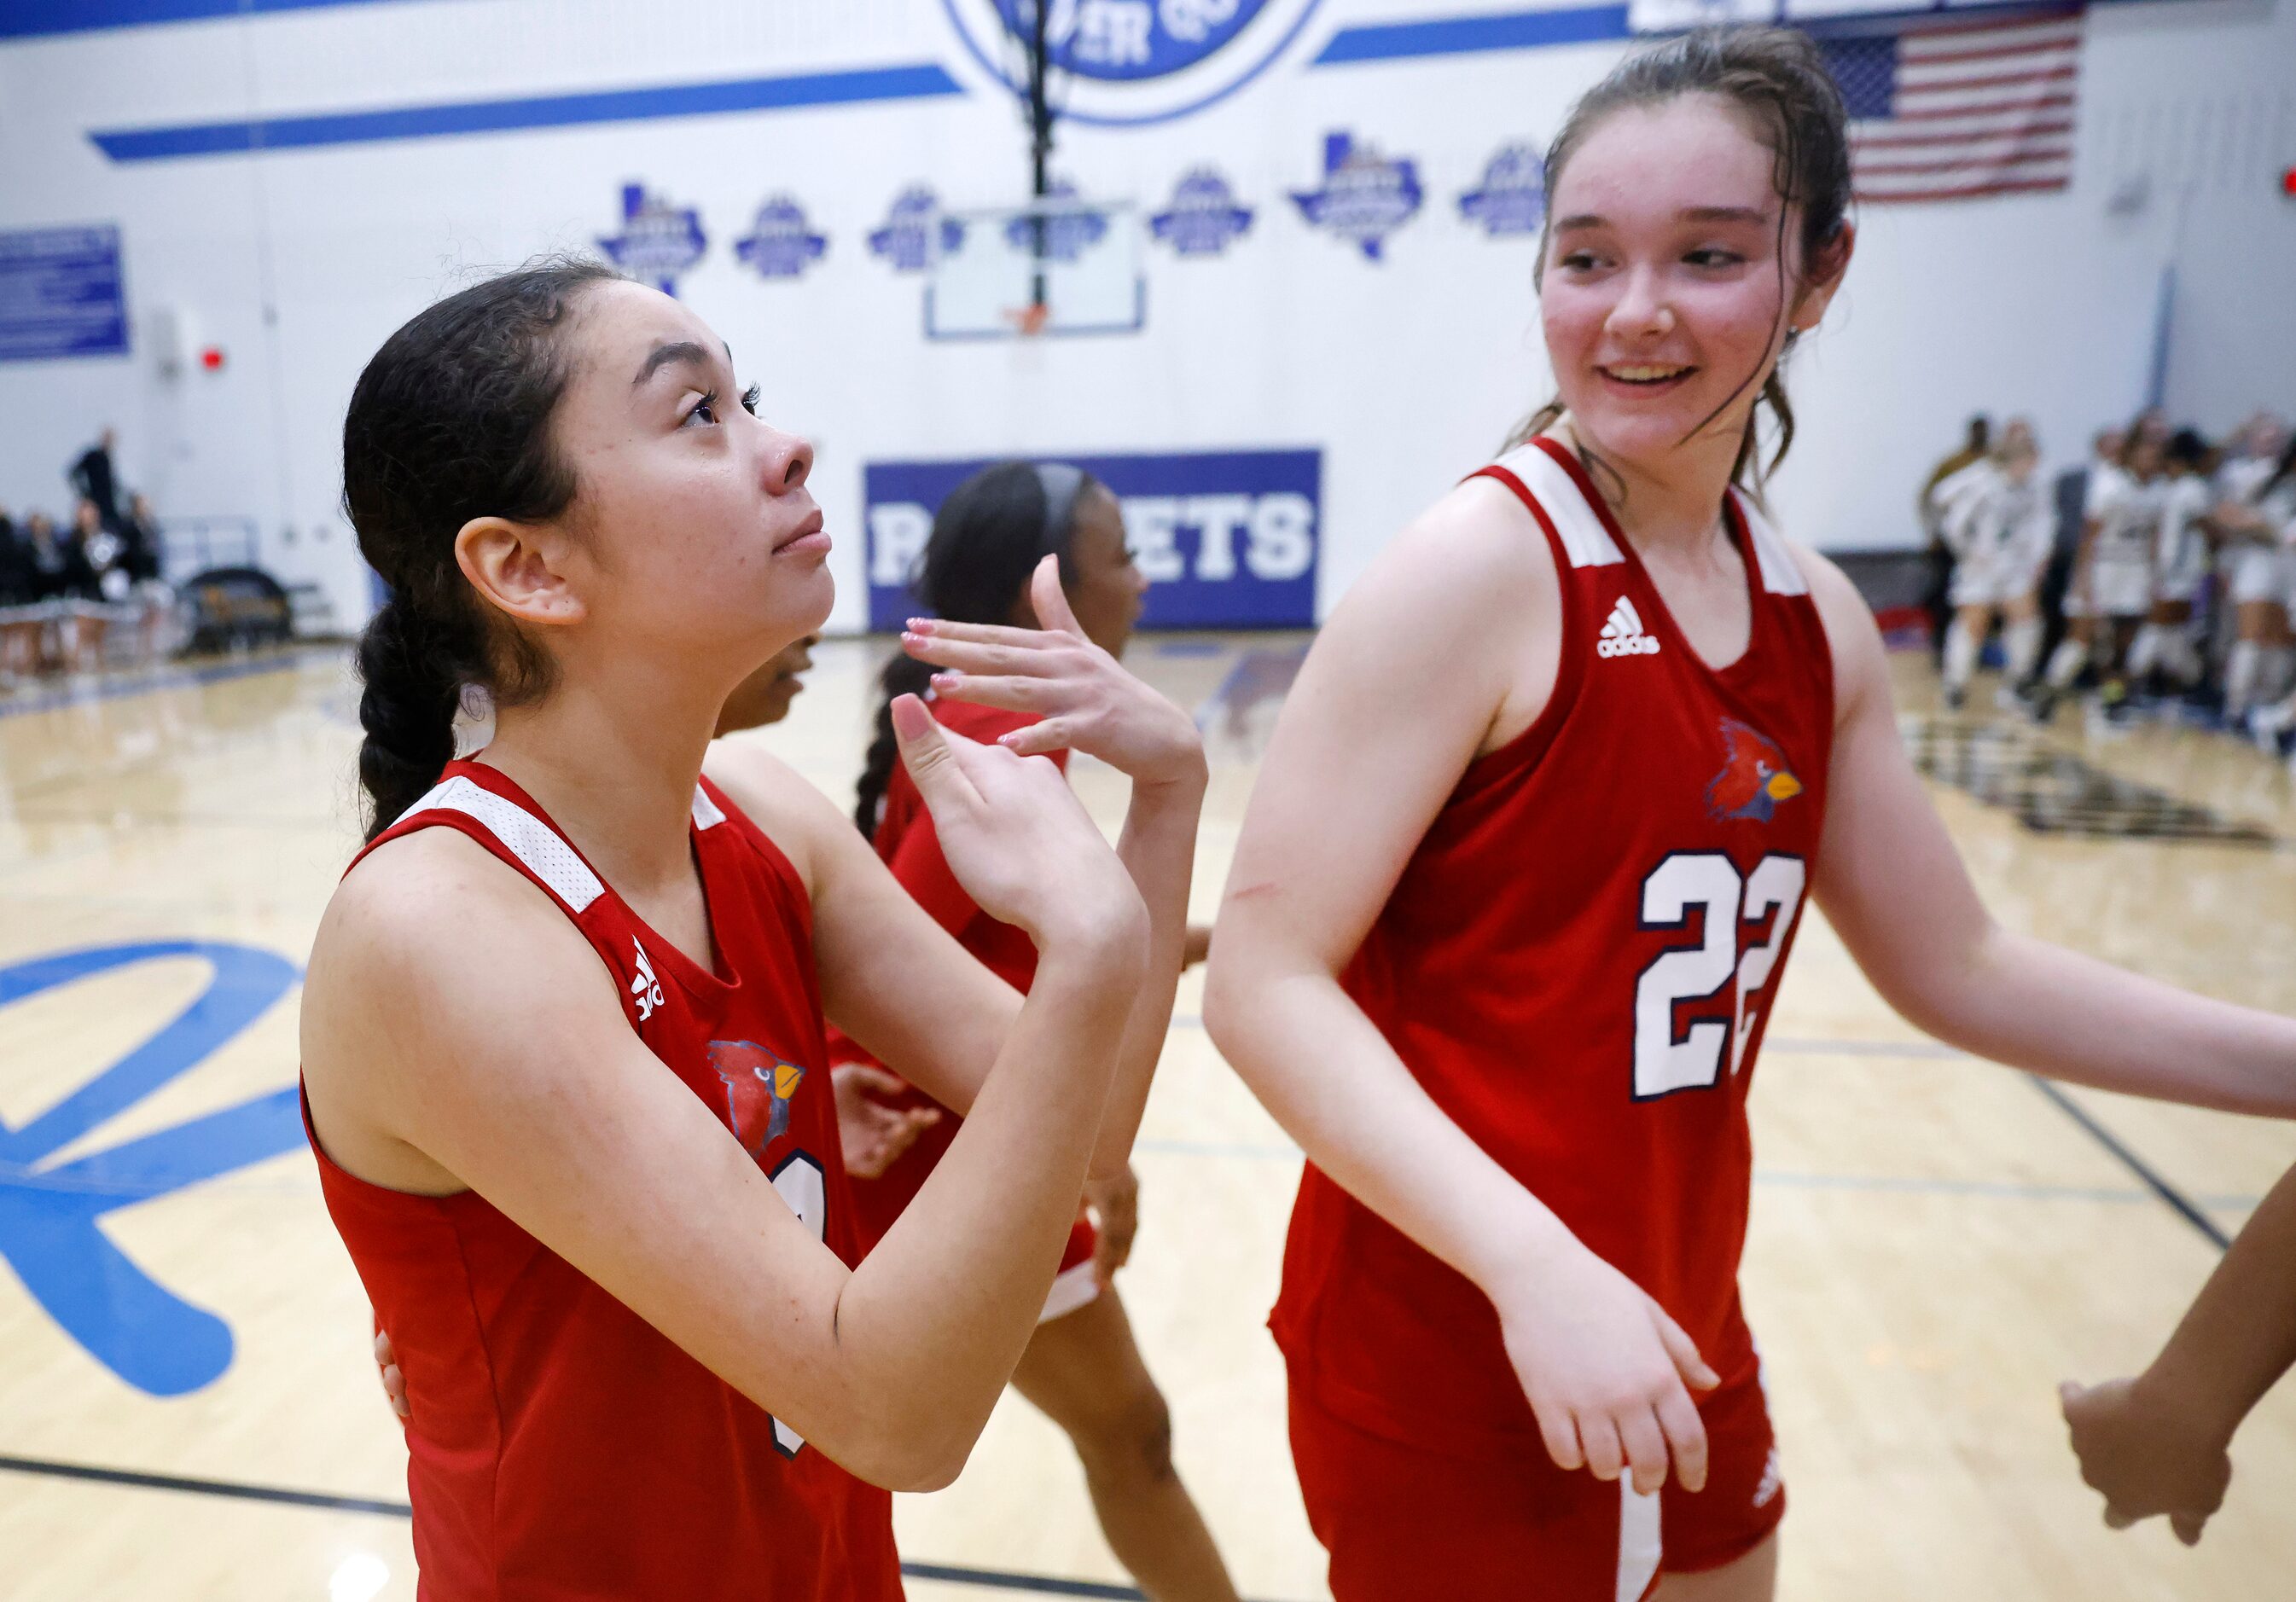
1731, 491, 1811, 597
1492, 444, 1625, 569
1617, 1478, 1662, 1602
1038, 1259, 1101, 1325
401, 775, 607, 914
691, 785, 727, 832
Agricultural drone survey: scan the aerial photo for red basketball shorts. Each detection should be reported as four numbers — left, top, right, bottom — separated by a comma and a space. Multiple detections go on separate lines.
1286, 1354, 1784, 1600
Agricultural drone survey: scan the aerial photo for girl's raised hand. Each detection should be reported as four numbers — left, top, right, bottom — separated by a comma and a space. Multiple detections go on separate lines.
902, 556, 1206, 792
890, 694, 1142, 952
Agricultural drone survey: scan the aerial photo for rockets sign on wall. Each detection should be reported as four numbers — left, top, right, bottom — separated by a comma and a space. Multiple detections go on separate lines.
864, 449, 1322, 630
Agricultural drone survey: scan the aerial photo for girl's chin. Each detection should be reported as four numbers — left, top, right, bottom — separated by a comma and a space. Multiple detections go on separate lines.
1567, 403, 1739, 466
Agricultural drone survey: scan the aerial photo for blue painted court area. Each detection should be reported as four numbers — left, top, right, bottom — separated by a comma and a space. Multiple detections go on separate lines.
0, 941, 305, 1396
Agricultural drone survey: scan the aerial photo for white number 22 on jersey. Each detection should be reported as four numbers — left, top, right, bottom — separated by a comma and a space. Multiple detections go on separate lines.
1633, 852, 1807, 1100
765, 1152, 828, 1458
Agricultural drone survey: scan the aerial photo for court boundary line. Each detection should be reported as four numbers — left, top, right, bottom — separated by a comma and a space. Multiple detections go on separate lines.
2023, 1077, 2233, 1251
0, 1454, 1288, 1599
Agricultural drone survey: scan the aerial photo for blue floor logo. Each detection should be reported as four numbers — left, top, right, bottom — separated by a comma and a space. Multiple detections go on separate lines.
1291, 132, 1422, 261
598, 182, 707, 295
0, 942, 304, 1396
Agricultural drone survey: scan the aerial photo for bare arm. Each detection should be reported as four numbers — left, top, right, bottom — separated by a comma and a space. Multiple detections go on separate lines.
1204, 479, 1715, 1497
306, 707, 1145, 1493
1803, 550, 2296, 1113
2061, 1159, 2296, 1542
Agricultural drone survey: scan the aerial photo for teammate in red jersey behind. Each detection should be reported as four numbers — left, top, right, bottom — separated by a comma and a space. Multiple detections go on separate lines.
1204, 29, 2296, 1602
836, 460, 1239, 1602
300, 260, 1206, 1598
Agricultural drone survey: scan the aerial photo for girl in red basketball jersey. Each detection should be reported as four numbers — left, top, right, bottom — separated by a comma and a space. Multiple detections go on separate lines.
840, 461, 1239, 1602
300, 261, 1206, 1598
1203, 30, 2296, 1602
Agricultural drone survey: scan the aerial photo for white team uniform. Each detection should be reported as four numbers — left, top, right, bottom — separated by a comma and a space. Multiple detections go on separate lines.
1941, 460, 2051, 608
2226, 482, 2295, 609
2067, 465, 2160, 619
2152, 474, 2212, 607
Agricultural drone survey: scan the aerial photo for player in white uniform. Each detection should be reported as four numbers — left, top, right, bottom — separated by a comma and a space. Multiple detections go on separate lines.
2214, 420, 2294, 723
2036, 432, 2166, 719
2127, 430, 2215, 699
1938, 427, 2050, 711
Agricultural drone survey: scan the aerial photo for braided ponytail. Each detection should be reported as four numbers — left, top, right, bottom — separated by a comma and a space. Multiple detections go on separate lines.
852, 653, 935, 839
355, 595, 464, 837
342, 255, 620, 841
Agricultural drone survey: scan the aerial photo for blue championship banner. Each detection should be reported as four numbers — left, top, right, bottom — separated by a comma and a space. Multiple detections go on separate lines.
0, 225, 129, 362
864, 449, 1321, 630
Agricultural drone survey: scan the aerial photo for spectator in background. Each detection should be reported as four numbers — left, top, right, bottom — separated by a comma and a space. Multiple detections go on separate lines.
1938, 425, 2051, 711
1920, 415, 1992, 661
2223, 438, 2296, 734
22, 511, 92, 604
0, 503, 39, 683
66, 497, 120, 672
120, 492, 163, 584
67, 427, 125, 532
2036, 427, 2126, 703
2037, 431, 2171, 721
2128, 429, 2215, 699
116, 490, 176, 662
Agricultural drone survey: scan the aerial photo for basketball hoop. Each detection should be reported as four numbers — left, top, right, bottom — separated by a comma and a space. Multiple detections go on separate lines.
1003, 300, 1053, 337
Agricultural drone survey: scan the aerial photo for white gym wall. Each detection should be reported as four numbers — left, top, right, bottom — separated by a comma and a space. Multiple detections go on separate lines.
0, 0, 2288, 632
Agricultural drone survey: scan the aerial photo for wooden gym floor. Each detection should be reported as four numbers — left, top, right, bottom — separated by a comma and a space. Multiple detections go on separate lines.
0, 634, 2290, 1600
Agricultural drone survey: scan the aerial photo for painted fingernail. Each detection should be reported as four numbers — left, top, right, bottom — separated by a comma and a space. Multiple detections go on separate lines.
906, 618, 933, 633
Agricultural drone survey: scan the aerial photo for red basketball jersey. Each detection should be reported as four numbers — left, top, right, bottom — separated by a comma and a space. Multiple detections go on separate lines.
1273, 438, 1836, 1460
305, 759, 903, 1599
830, 699, 1096, 1300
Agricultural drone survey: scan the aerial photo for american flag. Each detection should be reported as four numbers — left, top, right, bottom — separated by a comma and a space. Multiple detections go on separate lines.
1817, 7, 2087, 205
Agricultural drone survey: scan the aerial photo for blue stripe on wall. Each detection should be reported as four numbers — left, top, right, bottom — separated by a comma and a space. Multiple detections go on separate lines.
88, 62, 965, 161
0, 0, 422, 44
1312, 3, 1633, 64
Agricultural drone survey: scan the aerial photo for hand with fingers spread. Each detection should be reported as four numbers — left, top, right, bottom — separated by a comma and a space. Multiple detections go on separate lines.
1492, 1240, 1717, 1497
1084, 1164, 1140, 1287
2060, 1377, 2231, 1547
902, 556, 1206, 794
834, 1062, 942, 1180
890, 693, 1144, 953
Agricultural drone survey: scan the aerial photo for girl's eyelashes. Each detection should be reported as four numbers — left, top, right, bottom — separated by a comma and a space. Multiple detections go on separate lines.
682, 384, 762, 427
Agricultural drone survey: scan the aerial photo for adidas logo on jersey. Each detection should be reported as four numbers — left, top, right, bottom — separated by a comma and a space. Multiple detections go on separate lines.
1596, 595, 1661, 658
631, 938, 666, 1023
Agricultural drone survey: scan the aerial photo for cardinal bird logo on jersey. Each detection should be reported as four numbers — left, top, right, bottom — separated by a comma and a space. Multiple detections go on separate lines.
1705, 718, 1804, 823
708, 1040, 806, 1157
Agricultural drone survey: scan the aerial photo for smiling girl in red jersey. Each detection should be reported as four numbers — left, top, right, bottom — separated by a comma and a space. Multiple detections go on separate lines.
1204, 30, 2296, 1602
299, 260, 1206, 1598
